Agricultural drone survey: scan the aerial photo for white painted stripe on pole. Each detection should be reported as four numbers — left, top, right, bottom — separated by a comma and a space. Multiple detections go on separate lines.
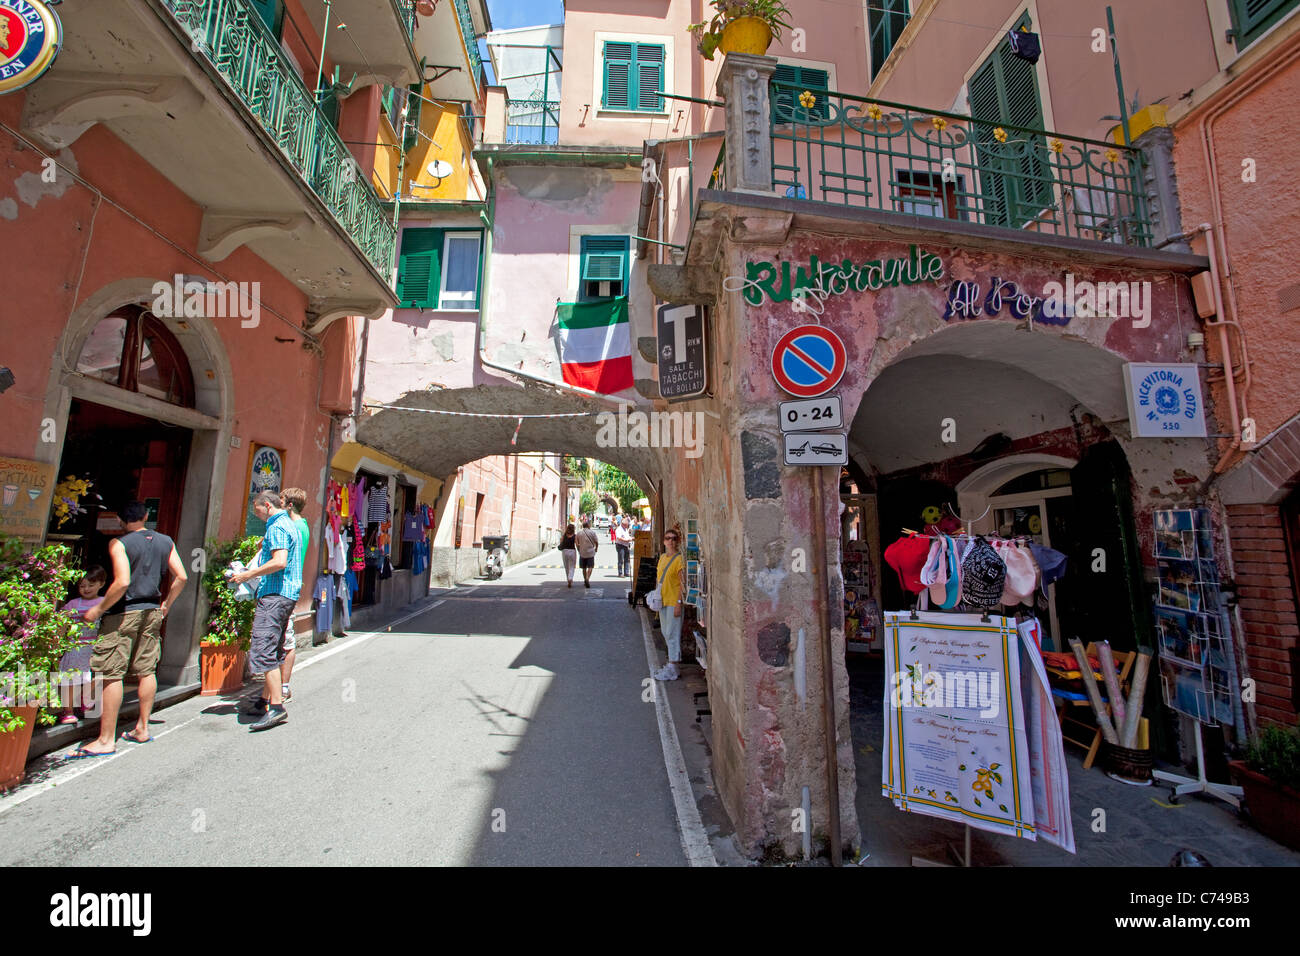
639, 608, 717, 867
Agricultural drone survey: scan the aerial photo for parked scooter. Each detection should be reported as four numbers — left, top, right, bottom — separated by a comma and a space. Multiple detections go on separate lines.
482, 535, 508, 579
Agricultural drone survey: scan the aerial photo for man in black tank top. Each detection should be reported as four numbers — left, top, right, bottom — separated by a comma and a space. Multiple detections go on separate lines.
72, 501, 188, 758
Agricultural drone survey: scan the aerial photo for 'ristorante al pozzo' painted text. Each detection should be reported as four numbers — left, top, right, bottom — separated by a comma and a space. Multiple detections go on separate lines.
724, 245, 946, 315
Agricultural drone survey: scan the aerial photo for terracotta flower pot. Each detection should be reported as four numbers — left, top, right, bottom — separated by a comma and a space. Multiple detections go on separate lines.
200, 642, 247, 696
718, 17, 773, 57
1229, 760, 1300, 851
0, 706, 39, 793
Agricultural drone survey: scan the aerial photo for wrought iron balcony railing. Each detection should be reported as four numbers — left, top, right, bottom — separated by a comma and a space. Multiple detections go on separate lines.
505, 98, 560, 144
163, 0, 397, 276
453, 0, 484, 95
770, 81, 1153, 248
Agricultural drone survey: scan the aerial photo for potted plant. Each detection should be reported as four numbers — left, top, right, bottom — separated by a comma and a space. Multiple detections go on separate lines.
199, 535, 261, 696
1230, 722, 1300, 850
689, 0, 793, 61
0, 536, 83, 791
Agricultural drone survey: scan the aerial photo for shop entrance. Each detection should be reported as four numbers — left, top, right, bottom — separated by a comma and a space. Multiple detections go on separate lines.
46, 399, 192, 576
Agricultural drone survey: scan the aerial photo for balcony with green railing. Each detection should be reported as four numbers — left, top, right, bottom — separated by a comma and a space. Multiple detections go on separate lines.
162, 0, 397, 275
769, 80, 1153, 248
454, 0, 485, 95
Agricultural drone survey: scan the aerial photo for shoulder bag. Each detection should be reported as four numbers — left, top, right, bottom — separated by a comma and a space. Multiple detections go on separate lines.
645, 555, 680, 612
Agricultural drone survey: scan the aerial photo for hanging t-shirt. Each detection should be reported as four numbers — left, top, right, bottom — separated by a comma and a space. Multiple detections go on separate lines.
367, 483, 390, 524
402, 513, 423, 542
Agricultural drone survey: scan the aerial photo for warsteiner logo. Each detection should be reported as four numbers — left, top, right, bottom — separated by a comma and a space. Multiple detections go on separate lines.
0, 0, 63, 96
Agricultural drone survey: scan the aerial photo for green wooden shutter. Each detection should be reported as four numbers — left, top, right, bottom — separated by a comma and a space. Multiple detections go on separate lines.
247, 0, 283, 40
969, 13, 1051, 228
603, 42, 633, 109
579, 236, 629, 301
1230, 0, 1298, 47
635, 45, 665, 111
396, 228, 442, 308
771, 64, 829, 122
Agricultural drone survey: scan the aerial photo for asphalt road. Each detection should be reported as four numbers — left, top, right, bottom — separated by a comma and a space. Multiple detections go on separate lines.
0, 562, 686, 866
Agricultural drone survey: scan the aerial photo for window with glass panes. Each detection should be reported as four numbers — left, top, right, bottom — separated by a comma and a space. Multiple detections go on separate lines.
396, 227, 484, 309
868, 0, 911, 79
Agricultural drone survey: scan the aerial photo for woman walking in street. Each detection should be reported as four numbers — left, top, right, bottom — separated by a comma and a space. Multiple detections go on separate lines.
652, 526, 686, 681
559, 523, 578, 588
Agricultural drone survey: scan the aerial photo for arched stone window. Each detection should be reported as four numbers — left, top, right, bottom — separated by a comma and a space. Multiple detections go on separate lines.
75, 306, 195, 408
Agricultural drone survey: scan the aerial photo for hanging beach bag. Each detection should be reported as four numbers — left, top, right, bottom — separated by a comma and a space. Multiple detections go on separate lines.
646, 554, 680, 612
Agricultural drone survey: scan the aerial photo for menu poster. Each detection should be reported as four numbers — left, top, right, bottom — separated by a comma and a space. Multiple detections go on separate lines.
882, 612, 1037, 841
0, 456, 57, 543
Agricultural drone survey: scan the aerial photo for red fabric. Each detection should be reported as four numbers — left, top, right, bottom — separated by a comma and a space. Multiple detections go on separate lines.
561, 357, 634, 394
884, 535, 931, 593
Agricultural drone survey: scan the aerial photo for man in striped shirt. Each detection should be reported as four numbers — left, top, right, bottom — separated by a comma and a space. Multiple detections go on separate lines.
229, 490, 302, 731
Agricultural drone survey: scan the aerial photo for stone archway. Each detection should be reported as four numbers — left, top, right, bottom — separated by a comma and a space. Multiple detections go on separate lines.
40, 277, 236, 684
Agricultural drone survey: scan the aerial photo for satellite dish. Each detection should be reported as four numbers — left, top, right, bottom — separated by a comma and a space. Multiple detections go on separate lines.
428, 159, 453, 179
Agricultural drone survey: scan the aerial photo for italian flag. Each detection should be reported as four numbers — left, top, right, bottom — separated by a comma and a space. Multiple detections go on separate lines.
556, 297, 634, 394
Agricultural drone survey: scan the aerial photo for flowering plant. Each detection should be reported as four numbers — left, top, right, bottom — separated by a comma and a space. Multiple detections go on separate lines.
51, 475, 94, 528
0, 536, 84, 732
201, 535, 262, 648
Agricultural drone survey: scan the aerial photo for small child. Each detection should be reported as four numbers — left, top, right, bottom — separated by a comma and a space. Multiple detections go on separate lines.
59, 566, 106, 724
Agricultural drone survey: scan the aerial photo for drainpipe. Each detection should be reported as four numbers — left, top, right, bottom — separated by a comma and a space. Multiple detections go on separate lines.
475, 153, 629, 411
1194, 33, 1300, 471
1196, 224, 1243, 474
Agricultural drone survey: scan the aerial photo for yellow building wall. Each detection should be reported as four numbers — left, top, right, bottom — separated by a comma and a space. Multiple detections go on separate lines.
330, 442, 443, 506
369, 83, 480, 202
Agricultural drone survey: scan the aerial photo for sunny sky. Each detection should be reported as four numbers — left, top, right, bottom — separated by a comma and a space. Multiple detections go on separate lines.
486, 0, 565, 31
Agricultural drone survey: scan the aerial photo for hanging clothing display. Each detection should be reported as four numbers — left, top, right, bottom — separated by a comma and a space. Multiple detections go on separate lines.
402, 511, 423, 542
367, 482, 390, 524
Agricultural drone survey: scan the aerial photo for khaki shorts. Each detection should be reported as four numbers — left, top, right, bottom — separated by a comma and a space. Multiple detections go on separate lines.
90, 609, 163, 681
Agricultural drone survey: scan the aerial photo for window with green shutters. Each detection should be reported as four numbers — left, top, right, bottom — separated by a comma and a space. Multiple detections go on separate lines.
967, 13, 1053, 229
602, 42, 665, 112
1228, 0, 1298, 48
868, 0, 911, 80
247, 0, 284, 41
578, 236, 630, 302
396, 228, 485, 309
771, 63, 830, 122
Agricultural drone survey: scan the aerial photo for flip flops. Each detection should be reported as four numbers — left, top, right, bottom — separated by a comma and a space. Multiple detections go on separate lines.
119, 731, 154, 744
67, 748, 114, 759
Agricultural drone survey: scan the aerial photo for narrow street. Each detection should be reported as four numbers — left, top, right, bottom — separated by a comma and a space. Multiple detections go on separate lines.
0, 562, 688, 866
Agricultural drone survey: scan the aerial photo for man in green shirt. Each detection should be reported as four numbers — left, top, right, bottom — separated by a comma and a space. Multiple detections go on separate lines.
279, 487, 311, 701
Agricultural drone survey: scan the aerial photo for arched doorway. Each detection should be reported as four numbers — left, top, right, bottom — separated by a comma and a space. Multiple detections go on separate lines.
41, 280, 235, 684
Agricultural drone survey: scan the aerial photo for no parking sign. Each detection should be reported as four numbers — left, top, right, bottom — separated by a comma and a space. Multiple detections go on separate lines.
771, 325, 847, 398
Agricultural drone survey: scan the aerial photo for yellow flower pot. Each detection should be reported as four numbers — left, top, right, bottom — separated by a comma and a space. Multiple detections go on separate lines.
718, 17, 773, 57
